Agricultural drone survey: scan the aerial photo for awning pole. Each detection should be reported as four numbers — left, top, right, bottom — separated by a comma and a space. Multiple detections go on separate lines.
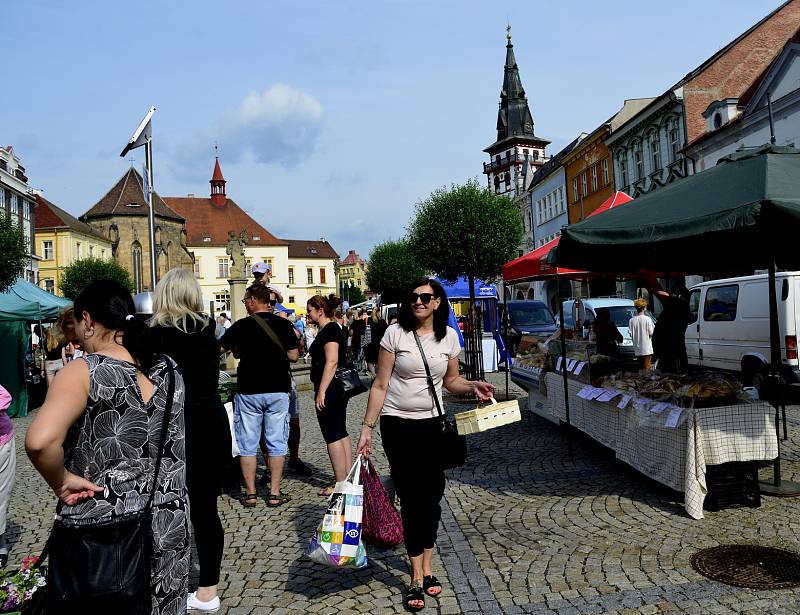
558, 276, 572, 457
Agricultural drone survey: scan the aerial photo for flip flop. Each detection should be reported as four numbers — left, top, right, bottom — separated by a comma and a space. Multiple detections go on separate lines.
423, 575, 442, 597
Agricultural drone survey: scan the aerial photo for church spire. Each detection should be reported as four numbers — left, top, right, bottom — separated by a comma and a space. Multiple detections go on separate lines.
210, 156, 226, 207
494, 26, 537, 146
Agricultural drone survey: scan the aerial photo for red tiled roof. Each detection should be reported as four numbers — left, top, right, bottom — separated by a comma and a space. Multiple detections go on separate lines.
283, 239, 339, 259
81, 168, 185, 221
35, 195, 109, 242
340, 249, 365, 266
163, 196, 284, 247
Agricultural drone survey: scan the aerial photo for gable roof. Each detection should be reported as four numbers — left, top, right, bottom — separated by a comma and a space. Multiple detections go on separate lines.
163, 196, 284, 247
340, 249, 365, 266
81, 168, 184, 221
284, 239, 339, 259
527, 133, 587, 190
35, 195, 109, 242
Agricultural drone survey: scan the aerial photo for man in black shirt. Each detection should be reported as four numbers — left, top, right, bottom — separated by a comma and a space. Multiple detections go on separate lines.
220, 284, 299, 507
646, 273, 691, 374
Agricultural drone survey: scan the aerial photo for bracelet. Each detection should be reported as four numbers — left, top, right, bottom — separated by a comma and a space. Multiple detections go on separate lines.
362, 418, 378, 429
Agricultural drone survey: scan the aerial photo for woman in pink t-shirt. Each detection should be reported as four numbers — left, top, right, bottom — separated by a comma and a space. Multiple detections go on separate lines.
357, 278, 494, 611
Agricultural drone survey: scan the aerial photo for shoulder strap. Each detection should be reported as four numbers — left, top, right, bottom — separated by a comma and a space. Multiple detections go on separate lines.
412, 331, 445, 420
147, 357, 176, 510
249, 314, 286, 353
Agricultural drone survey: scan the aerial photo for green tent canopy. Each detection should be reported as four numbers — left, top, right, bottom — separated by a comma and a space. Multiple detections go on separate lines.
0, 278, 71, 417
556, 146, 800, 273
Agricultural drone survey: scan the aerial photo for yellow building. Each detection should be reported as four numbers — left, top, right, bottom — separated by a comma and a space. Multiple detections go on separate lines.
284, 240, 339, 313
34, 195, 113, 295
339, 249, 372, 299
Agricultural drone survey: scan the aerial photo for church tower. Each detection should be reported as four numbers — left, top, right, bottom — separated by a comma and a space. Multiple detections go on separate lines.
483, 27, 550, 196
210, 157, 227, 207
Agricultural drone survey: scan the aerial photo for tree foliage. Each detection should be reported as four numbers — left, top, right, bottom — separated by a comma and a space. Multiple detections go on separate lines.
407, 179, 523, 287
341, 284, 366, 306
0, 214, 28, 293
366, 240, 427, 303
59, 257, 134, 300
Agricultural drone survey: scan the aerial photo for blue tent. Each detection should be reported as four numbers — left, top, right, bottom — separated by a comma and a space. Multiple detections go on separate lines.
275, 303, 295, 314
435, 277, 497, 300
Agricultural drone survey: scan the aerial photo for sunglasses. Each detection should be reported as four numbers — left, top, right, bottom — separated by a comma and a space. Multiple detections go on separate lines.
409, 292, 435, 305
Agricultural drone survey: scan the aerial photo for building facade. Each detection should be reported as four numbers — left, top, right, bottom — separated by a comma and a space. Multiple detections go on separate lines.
339, 249, 371, 300
0, 146, 38, 283
35, 195, 113, 295
81, 168, 195, 293
610, 0, 800, 196
687, 40, 800, 171
284, 240, 339, 311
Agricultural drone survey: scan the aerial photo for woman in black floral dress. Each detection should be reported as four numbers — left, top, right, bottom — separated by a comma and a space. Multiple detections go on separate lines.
26, 280, 190, 615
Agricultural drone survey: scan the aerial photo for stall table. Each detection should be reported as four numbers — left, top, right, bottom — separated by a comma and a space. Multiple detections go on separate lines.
546, 372, 777, 519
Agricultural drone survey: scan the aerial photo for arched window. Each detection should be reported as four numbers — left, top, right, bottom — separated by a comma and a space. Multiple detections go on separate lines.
132, 241, 143, 293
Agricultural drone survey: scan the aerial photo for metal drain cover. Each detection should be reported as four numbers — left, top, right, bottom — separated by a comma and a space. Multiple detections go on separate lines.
691, 545, 800, 589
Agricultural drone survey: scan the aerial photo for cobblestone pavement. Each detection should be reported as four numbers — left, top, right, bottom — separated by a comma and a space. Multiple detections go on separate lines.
9, 373, 800, 613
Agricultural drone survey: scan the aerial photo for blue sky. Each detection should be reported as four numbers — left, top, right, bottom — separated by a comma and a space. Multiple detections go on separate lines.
4, 0, 783, 259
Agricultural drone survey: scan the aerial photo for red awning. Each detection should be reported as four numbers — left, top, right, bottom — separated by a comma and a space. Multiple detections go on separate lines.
587, 190, 632, 218
502, 237, 588, 283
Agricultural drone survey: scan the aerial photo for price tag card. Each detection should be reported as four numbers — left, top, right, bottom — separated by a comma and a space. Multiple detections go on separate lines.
650, 402, 669, 414
596, 389, 620, 403
586, 387, 605, 400
574, 361, 587, 375
577, 386, 595, 399
617, 394, 632, 409
664, 407, 683, 428
566, 359, 577, 371
556, 356, 563, 371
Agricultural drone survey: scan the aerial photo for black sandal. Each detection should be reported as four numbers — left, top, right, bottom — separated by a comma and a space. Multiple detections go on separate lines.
423, 575, 442, 597
266, 492, 291, 507
241, 493, 258, 508
405, 584, 425, 611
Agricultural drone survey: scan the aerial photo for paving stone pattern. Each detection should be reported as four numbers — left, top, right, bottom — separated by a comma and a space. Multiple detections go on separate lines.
9, 374, 800, 613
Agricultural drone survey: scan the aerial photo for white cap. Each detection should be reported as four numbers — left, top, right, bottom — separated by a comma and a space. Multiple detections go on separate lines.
252, 261, 270, 274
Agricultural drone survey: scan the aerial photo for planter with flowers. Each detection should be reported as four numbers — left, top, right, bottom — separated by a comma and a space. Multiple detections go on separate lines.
0, 556, 45, 614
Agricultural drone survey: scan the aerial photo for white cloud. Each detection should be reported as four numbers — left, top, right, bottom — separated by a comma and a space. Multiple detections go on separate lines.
170, 84, 323, 179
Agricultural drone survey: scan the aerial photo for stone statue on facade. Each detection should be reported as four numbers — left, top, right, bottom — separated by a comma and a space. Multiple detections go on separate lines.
226, 229, 248, 279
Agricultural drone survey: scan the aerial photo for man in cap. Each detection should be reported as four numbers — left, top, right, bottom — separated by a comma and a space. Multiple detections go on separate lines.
251, 261, 284, 303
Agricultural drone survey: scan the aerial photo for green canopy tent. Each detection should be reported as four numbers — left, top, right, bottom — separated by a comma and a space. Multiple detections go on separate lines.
555, 145, 800, 494
0, 278, 71, 418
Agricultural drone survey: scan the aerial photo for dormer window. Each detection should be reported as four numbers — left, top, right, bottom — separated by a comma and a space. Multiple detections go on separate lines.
713, 113, 722, 130
126, 202, 141, 208
252, 235, 261, 241
202, 235, 212, 243
310, 248, 318, 255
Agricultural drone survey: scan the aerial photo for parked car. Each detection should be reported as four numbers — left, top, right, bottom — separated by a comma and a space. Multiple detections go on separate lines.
686, 272, 800, 388
560, 297, 654, 363
506, 300, 557, 355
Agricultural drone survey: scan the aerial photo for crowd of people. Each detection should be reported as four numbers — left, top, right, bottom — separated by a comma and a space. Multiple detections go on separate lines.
15, 263, 501, 614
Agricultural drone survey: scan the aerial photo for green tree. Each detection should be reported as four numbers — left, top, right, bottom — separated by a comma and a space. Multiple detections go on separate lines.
0, 214, 28, 293
366, 240, 427, 304
340, 283, 366, 306
59, 257, 134, 300
407, 179, 523, 305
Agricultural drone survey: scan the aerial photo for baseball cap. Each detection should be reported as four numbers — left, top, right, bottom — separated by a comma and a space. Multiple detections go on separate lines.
252, 261, 270, 275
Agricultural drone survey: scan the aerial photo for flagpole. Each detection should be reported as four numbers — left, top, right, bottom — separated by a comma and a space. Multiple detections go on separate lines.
145, 137, 157, 291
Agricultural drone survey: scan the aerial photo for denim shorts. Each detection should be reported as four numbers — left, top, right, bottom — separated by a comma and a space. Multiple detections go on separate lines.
288, 380, 299, 420
234, 392, 289, 457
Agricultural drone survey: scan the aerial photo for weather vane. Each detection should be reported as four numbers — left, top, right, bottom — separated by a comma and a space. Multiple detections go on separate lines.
506, 23, 512, 42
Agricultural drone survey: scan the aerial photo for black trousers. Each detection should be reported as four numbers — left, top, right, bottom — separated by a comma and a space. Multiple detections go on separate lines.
187, 466, 224, 587
380, 415, 446, 558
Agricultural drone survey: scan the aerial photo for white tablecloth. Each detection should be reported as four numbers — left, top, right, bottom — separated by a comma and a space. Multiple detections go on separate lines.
545, 372, 777, 519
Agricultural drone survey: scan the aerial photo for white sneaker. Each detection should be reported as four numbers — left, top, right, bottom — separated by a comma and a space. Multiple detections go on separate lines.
187, 592, 220, 613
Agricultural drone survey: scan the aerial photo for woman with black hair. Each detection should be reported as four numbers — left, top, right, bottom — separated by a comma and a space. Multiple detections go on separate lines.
356, 278, 494, 612
25, 280, 190, 614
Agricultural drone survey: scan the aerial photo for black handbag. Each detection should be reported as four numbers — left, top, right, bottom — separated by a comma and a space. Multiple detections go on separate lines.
36, 359, 176, 615
325, 365, 367, 405
412, 332, 467, 470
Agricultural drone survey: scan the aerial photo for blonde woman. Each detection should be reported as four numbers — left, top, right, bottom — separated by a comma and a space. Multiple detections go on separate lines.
148, 267, 231, 613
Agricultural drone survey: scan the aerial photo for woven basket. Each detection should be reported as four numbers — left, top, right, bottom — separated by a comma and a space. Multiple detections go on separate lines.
455, 398, 521, 435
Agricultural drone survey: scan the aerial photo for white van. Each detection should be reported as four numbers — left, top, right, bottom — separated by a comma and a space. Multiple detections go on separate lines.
685, 272, 800, 387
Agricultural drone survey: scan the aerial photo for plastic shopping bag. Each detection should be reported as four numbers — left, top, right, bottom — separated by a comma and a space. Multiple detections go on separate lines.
307, 457, 368, 568
360, 458, 404, 548
224, 402, 240, 457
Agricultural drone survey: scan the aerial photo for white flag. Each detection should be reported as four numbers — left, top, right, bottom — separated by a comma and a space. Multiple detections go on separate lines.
141, 163, 150, 202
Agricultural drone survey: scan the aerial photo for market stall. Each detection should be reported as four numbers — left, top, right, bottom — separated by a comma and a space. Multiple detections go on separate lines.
554, 145, 800, 501
0, 278, 71, 417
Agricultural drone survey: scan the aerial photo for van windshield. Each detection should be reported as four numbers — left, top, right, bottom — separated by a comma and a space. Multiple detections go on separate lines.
509, 305, 555, 327
604, 305, 639, 327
